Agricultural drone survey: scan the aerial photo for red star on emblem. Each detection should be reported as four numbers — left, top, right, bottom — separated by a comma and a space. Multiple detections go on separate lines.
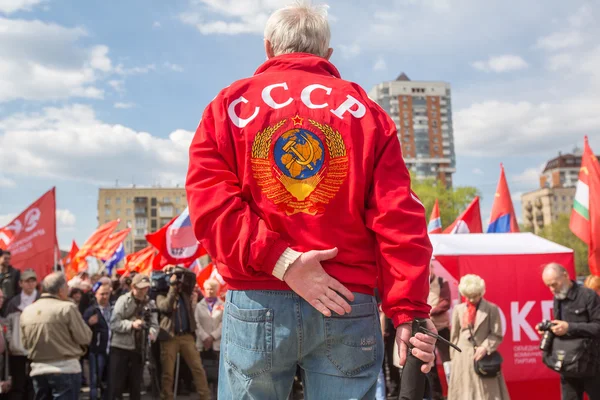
291, 115, 303, 126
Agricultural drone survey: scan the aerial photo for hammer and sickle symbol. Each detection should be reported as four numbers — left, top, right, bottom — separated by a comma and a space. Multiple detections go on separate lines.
283, 133, 315, 171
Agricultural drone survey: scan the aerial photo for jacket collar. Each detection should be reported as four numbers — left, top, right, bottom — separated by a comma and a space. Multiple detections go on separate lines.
254, 53, 341, 78
565, 281, 579, 300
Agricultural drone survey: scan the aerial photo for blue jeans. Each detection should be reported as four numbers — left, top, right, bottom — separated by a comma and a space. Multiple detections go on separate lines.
375, 368, 386, 400
88, 352, 108, 400
32, 373, 81, 400
218, 290, 384, 400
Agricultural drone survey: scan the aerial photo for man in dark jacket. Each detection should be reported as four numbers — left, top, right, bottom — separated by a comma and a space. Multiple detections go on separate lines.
538, 263, 600, 400
83, 284, 112, 400
0, 250, 20, 317
156, 267, 209, 400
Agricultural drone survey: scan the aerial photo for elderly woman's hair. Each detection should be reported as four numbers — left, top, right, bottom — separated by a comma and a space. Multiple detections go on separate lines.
264, 1, 331, 58
42, 272, 67, 295
458, 274, 486, 298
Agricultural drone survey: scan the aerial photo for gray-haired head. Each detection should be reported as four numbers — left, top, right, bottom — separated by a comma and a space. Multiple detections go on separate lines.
264, 1, 331, 58
42, 272, 67, 296
542, 262, 568, 278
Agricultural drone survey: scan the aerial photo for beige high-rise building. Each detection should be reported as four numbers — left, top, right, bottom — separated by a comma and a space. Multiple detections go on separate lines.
521, 150, 583, 233
98, 186, 187, 253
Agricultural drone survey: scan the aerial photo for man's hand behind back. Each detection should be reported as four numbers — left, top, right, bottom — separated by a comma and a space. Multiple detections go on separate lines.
283, 248, 354, 317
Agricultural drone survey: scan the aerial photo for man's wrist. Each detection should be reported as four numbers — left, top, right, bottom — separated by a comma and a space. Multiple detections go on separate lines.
272, 248, 302, 281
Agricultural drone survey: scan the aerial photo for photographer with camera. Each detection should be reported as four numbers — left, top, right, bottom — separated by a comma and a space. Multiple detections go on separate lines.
537, 263, 600, 400
156, 266, 210, 400
108, 274, 158, 400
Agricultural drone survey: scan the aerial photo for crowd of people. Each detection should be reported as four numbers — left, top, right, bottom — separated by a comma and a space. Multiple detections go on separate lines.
0, 248, 224, 400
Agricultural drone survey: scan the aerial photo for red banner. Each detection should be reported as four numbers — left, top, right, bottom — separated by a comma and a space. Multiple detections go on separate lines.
1, 188, 57, 278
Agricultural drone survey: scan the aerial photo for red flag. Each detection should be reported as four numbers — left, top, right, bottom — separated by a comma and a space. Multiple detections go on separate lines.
487, 164, 519, 233
443, 197, 483, 234
570, 137, 600, 276
75, 220, 119, 272
62, 241, 79, 281
123, 246, 155, 276
428, 199, 442, 234
94, 228, 131, 260
1, 188, 56, 278
146, 208, 206, 267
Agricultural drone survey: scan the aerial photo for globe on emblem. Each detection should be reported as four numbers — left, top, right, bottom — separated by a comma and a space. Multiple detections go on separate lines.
273, 128, 324, 180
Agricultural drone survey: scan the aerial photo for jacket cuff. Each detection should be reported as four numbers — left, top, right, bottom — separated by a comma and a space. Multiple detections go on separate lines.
391, 311, 429, 328
272, 248, 302, 281
260, 239, 290, 276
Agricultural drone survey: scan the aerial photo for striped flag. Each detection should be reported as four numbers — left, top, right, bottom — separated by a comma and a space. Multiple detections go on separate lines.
428, 199, 442, 234
570, 136, 600, 276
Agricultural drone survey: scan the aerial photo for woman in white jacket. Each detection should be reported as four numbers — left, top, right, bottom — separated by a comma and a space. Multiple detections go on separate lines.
195, 279, 224, 393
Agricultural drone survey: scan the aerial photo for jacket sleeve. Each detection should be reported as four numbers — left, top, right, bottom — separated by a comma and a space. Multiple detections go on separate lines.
185, 98, 290, 277
480, 304, 504, 354
431, 280, 451, 316
450, 306, 461, 360
195, 303, 210, 342
110, 296, 133, 333
567, 289, 600, 338
68, 305, 93, 346
156, 287, 178, 315
366, 105, 432, 327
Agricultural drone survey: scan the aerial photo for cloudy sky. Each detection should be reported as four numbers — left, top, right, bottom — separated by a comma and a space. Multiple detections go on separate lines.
0, 0, 599, 249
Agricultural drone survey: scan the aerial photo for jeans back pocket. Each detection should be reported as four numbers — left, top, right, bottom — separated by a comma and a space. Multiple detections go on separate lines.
325, 302, 378, 377
224, 302, 273, 379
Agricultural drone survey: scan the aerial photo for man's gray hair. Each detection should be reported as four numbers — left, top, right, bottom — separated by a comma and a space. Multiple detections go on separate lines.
264, 1, 331, 58
42, 272, 67, 295
543, 262, 568, 276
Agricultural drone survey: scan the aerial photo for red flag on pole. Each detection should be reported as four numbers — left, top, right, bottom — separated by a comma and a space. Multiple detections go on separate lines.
74, 220, 119, 272
62, 240, 79, 281
428, 199, 442, 234
0, 188, 57, 278
570, 136, 600, 276
443, 197, 483, 234
94, 228, 131, 260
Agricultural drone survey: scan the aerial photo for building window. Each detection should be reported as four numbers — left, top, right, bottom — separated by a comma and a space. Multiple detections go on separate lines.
126, 208, 132, 216
136, 228, 145, 236
115, 197, 121, 205
160, 205, 174, 215
432, 120, 438, 128
151, 197, 157, 206
433, 145, 439, 152
126, 198, 133, 204
176, 197, 181, 204
104, 208, 111, 217
432, 111, 437, 117
151, 220, 157, 230
562, 196, 566, 201
105, 198, 111, 205
433, 137, 439, 143
116, 209, 121, 216
151, 208, 157, 217
163, 197, 170, 203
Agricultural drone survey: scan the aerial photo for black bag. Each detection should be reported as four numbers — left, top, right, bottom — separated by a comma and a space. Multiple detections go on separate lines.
542, 337, 600, 378
469, 325, 503, 378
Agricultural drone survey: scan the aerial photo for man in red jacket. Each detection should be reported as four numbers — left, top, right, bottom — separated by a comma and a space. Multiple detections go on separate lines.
186, 3, 436, 398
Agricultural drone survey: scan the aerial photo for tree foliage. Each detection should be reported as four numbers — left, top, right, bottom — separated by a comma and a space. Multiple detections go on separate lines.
411, 176, 480, 231
537, 214, 589, 276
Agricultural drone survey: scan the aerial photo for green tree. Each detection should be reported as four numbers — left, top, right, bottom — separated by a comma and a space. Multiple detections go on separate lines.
537, 214, 589, 276
411, 176, 480, 231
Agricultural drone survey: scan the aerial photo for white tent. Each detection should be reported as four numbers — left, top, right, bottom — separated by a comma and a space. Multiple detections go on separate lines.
429, 232, 573, 256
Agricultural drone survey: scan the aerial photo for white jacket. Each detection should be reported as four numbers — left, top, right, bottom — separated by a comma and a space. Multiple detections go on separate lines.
195, 298, 223, 352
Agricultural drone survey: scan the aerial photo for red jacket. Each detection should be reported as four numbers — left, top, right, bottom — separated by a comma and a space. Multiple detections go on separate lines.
186, 53, 432, 326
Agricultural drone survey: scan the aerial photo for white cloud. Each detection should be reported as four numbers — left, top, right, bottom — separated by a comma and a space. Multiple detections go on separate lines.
153, 21, 161, 28
114, 64, 156, 75
164, 62, 184, 72
339, 43, 361, 59
56, 209, 76, 229
89, 45, 112, 72
0, 173, 15, 187
108, 79, 124, 93
472, 55, 528, 73
0, 17, 108, 102
0, 213, 16, 227
472, 168, 483, 175
536, 31, 583, 51
0, 0, 43, 14
512, 164, 545, 187
114, 102, 135, 109
373, 56, 387, 71
179, 0, 294, 35
511, 191, 523, 203
0, 104, 194, 186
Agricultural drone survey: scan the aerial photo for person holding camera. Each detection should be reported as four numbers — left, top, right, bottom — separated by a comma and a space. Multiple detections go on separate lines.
108, 274, 158, 400
156, 267, 210, 400
537, 263, 600, 400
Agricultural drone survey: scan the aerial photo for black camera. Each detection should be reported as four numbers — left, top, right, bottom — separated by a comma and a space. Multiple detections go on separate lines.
538, 319, 555, 352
